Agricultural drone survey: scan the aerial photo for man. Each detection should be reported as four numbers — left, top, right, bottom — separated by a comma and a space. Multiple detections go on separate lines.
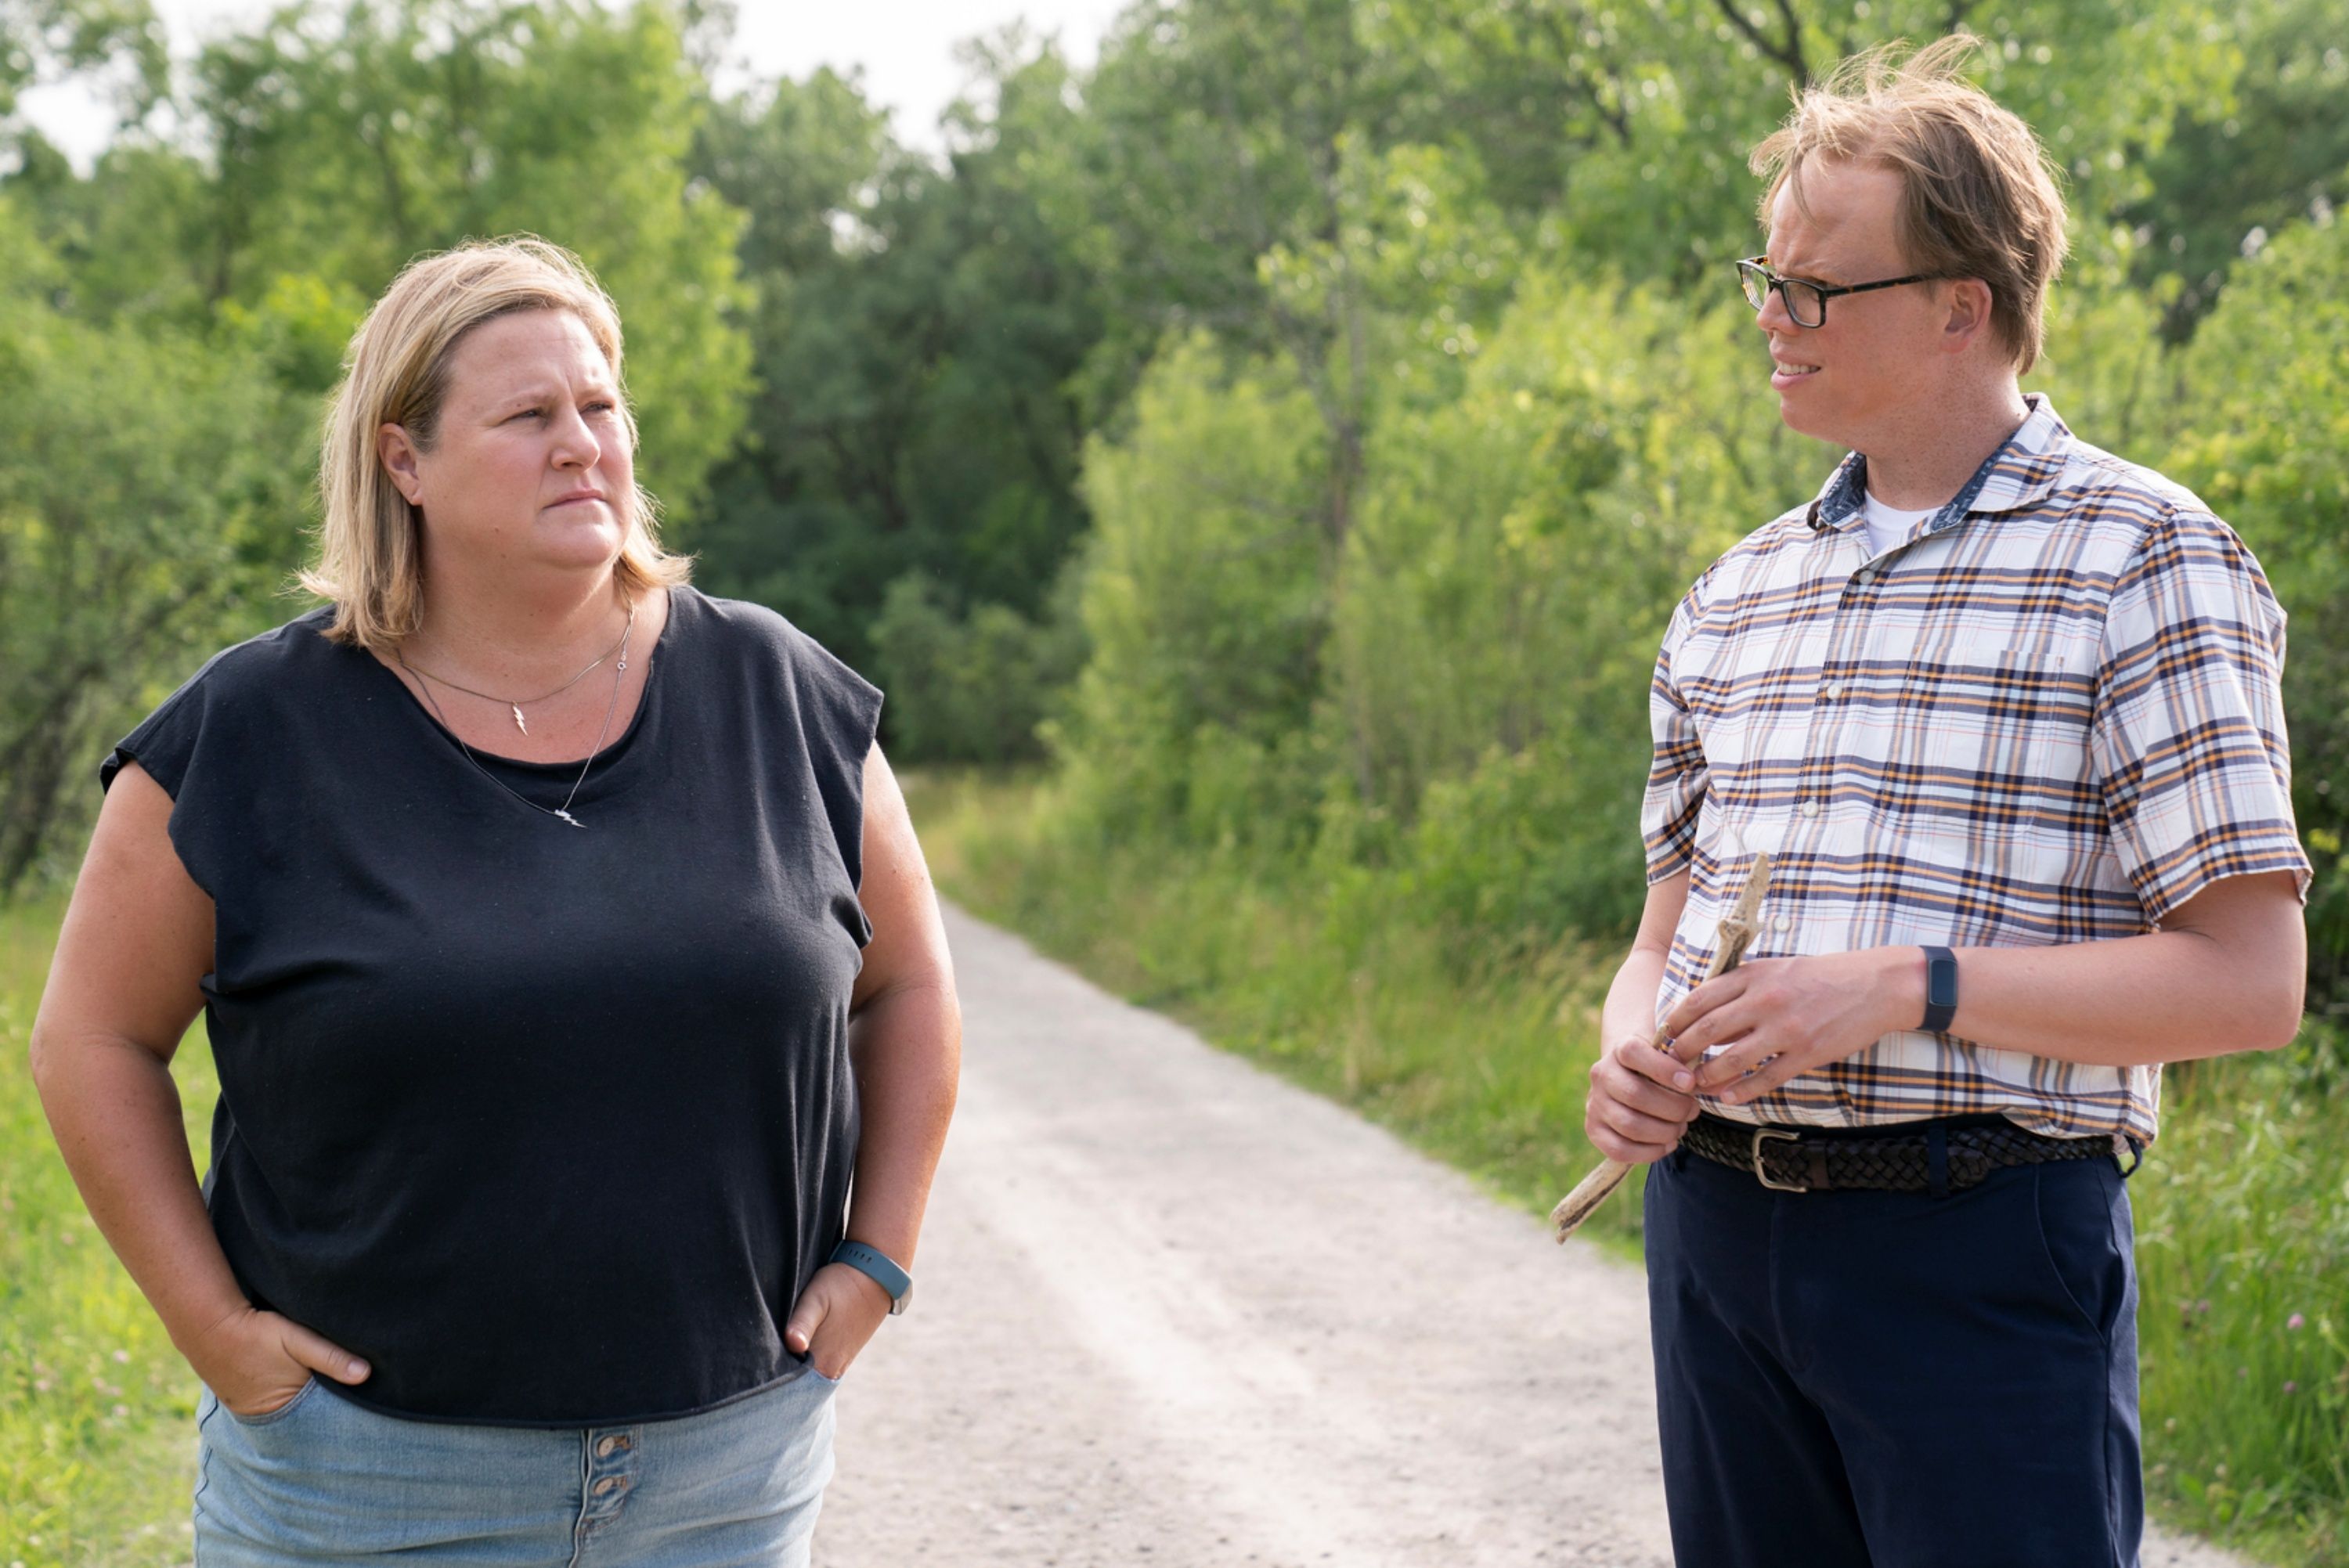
1584, 36, 2311, 1568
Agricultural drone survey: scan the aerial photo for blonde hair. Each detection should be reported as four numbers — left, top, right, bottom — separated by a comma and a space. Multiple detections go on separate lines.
305, 235, 690, 650
1749, 34, 2071, 372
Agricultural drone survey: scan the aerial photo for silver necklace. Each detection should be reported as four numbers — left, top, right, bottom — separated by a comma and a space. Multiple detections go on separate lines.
395, 609, 633, 735
395, 600, 637, 829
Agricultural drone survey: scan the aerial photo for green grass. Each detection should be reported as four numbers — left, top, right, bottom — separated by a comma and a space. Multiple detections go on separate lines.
911, 768, 2349, 1568
2137, 1044, 2349, 1563
2, 899, 215, 1568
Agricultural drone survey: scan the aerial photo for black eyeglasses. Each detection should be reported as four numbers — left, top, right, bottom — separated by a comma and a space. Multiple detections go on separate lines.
1734, 258, 1950, 328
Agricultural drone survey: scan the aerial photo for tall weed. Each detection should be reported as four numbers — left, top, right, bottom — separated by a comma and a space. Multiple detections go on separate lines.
0, 905, 215, 1566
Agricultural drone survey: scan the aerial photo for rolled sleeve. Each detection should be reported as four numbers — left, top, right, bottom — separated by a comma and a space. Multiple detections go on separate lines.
1640, 593, 1709, 885
2089, 510, 2312, 924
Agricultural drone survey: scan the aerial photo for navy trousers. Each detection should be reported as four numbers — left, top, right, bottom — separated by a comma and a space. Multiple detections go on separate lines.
1643, 1125, 2142, 1568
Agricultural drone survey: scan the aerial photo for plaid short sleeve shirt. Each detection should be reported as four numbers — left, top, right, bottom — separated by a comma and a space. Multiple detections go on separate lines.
1641, 395, 2311, 1142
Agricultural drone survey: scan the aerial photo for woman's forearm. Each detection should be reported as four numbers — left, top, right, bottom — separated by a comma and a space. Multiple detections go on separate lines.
32, 1033, 251, 1357
841, 979, 962, 1269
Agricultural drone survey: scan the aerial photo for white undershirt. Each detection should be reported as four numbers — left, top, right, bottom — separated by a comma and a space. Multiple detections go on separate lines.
1861, 490, 1938, 559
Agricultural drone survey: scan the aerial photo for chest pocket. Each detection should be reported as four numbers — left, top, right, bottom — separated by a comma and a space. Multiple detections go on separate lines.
1903, 629, 2088, 713
1896, 627, 2098, 860
1907, 632, 2031, 700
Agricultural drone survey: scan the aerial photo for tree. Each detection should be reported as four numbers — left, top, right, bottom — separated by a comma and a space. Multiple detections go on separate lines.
688, 41, 1103, 688
1059, 333, 1330, 845
0, 199, 309, 894
0, 0, 165, 124
184, 0, 752, 522
0, 0, 756, 893
2121, 0, 2349, 338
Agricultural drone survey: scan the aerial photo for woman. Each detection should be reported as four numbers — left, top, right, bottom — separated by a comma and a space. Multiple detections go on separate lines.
30, 236, 961, 1564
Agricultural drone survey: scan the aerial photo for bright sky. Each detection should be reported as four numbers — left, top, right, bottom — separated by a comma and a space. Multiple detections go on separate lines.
16, 0, 1131, 173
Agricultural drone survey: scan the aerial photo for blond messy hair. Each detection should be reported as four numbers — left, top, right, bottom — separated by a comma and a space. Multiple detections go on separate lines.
1749, 34, 2071, 372
305, 235, 690, 651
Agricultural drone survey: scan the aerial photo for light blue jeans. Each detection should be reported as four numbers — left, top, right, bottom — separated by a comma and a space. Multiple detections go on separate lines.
192, 1367, 838, 1566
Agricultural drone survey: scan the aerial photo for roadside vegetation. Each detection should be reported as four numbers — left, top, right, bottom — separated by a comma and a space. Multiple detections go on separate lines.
0, 904, 212, 1566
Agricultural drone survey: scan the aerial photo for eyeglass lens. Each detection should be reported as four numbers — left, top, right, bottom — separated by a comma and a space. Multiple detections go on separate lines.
1739, 265, 1826, 326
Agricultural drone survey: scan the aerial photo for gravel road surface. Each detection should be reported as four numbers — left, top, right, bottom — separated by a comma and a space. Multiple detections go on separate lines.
813, 902, 2250, 1568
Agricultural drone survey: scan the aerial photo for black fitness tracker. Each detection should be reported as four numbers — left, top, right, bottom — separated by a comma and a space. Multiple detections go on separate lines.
1920, 945, 1958, 1033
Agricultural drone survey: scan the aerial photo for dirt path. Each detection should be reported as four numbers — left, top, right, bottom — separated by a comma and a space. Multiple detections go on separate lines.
814, 903, 2248, 1568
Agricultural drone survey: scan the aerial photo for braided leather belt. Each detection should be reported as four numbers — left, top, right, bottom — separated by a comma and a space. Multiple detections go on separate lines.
1681, 1114, 2110, 1194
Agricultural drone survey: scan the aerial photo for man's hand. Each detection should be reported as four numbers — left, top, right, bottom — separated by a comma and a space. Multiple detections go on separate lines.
1585, 1032, 1704, 1163
1665, 947, 1925, 1105
784, 1261, 894, 1381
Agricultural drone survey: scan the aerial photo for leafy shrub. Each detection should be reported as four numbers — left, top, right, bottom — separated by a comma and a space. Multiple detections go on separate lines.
868, 570, 1084, 766
1058, 333, 1333, 851
0, 205, 312, 896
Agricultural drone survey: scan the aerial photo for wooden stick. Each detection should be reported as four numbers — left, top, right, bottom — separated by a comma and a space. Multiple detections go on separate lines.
1550, 852, 1774, 1242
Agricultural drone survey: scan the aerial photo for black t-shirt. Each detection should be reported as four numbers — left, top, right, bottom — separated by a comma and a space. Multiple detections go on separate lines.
101, 586, 883, 1426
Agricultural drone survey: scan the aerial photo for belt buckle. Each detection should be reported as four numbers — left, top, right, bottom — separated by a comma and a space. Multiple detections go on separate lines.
1751, 1127, 1807, 1192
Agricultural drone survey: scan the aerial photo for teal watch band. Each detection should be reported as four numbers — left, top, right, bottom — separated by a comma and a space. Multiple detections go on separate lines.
828, 1240, 912, 1315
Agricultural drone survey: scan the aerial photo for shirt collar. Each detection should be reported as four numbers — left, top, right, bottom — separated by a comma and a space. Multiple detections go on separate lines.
1802, 393, 2072, 535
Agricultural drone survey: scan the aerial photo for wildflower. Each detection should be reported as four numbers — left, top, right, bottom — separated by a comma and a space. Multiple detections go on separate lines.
112, 1348, 130, 1363
2286, 1312, 2306, 1331
2284, 1381, 2299, 1394
2196, 1298, 2213, 1314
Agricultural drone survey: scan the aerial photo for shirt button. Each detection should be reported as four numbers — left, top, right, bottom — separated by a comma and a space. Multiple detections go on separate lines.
1856, 569, 1876, 586
1800, 798, 1820, 819
1824, 680, 1846, 701
1775, 914, 1793, 933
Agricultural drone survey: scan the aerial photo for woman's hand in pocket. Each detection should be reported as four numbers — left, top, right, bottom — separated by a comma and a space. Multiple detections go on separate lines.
784, 1262, 893, 1382
186, 1303, 371, 1419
